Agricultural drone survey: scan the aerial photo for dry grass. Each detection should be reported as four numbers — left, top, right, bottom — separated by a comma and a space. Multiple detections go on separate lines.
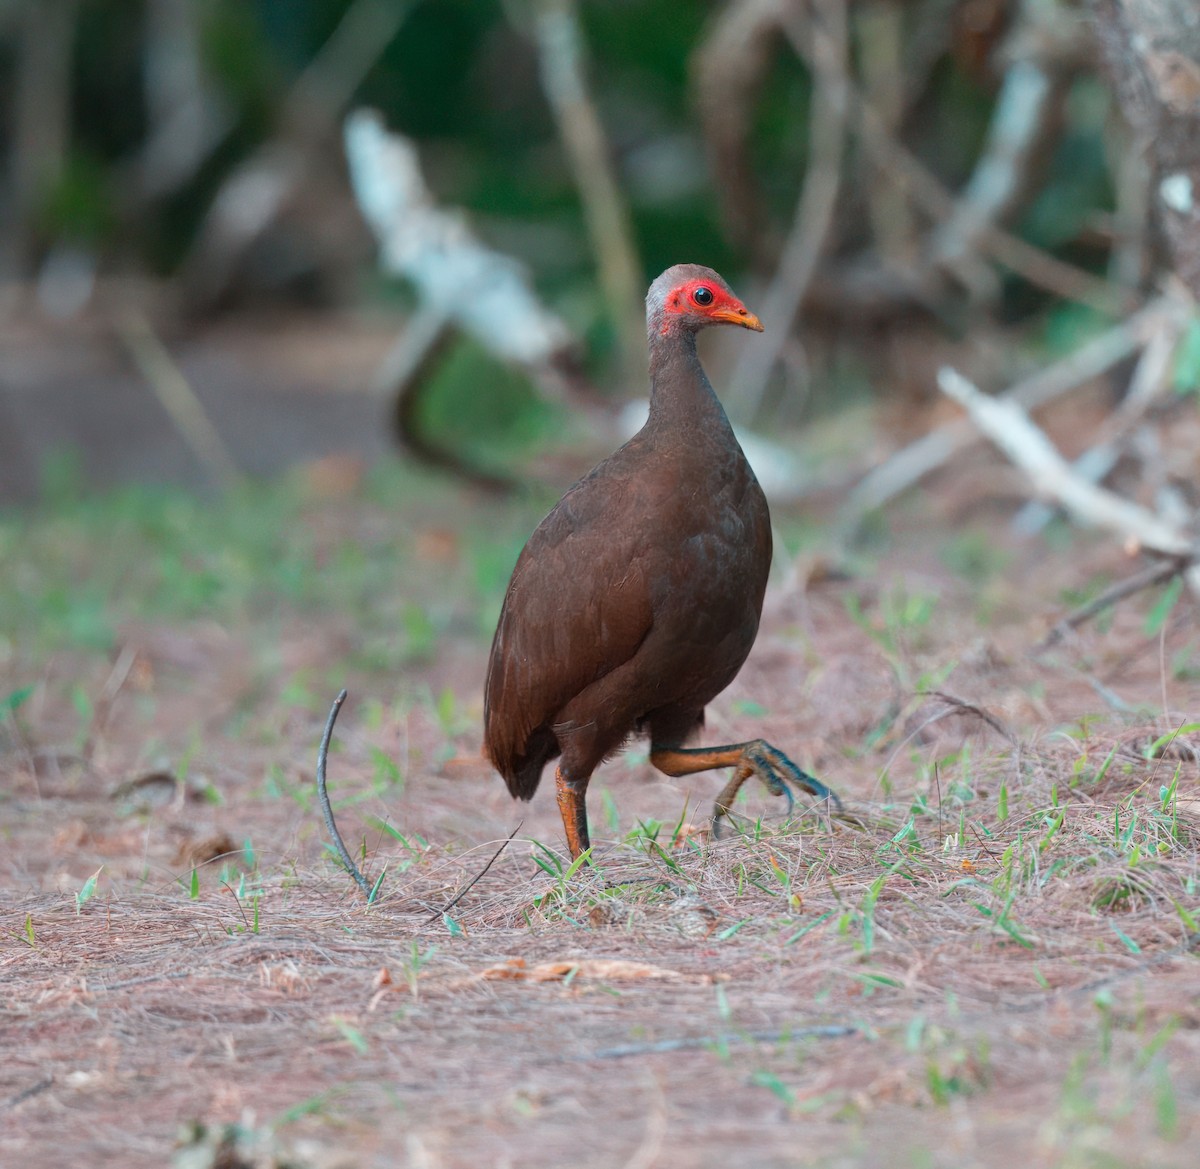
3, 472, 1200, 1168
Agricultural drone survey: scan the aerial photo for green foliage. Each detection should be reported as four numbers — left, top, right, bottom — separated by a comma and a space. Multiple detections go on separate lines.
1172, 317, 1200, 394
1, 685, 34, 718
1039, 301, 1112, 359
38, 153, 116, 245
1018, 78, 1114, 252
0, 462, 531, 662
75, 867, 102, 913
416, 338, 562, 465
1144, 577, 1183, 637
941, 529, 1010, 585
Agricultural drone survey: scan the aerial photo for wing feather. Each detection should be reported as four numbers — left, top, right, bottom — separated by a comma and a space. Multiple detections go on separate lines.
483, 464, 655, 796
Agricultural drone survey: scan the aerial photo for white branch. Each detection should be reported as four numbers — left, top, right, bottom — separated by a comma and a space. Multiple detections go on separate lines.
344, 109, 573, 369
936, 365, 1192, 556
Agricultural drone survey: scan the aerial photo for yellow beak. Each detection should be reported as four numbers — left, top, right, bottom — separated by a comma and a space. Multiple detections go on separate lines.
711, 306, 764, 331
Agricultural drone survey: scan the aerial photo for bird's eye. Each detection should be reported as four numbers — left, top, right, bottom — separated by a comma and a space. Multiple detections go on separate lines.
692, 286, 714, 306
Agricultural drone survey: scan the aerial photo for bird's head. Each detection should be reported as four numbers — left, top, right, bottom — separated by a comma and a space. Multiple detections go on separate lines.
646, 264, 764, 339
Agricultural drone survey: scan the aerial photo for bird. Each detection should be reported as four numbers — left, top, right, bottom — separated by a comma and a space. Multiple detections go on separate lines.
483, 263, 841, 860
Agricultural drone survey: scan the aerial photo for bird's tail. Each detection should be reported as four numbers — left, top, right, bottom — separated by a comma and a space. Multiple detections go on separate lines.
484, 726, 557, 801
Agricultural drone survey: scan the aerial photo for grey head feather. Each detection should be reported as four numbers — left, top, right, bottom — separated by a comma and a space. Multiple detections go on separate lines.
645, 264, 733, 335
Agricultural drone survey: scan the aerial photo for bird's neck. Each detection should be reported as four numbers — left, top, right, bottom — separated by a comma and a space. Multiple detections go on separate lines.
645, 329, 731, 435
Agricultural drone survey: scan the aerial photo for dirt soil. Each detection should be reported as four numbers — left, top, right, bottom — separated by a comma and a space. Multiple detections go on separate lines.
2, 315, 1199, 1168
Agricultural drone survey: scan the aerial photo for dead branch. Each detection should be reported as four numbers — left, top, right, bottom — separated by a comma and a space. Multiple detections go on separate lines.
692, 0, 785, 263
316, 689, 377, 902
839, 296, 1176, 526
182, 0, 415, 307
367, 303, 521, 488
857, 99, 1128, 316
730, 0, 850, 420
345, 111, 575, 373
385, 316, 518, 493
937, 363, 1196, 558
930, 0, 1082, 289
1037, 554, 1197, 648
921, 690, 1019, 747
527, 0, 644, 380
1012, 306, 1187, 535
345, 109, 599, 484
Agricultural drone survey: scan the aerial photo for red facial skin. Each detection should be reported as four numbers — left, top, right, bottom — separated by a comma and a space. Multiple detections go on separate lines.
659, 277, 764, 335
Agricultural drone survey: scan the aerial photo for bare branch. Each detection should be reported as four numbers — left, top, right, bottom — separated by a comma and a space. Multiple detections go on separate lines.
182, 0, 416, 306
345, 111, 574, 370
692, 0, 785, 261
527, 0, 644, 380
936, 364, 1193, 556
1038, 555, 1196, 648
731, 0, 850, 419
840, 297, 1177, 524
930, 0, 1083, 286
1013, 307, 1187, 535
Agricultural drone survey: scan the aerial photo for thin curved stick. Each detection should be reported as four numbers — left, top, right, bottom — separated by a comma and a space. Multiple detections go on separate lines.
424, 821, 523, 925
316, 689, 377, 901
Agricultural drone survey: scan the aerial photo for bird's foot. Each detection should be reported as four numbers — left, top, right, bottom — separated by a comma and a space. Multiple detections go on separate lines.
711, 741, 842, 839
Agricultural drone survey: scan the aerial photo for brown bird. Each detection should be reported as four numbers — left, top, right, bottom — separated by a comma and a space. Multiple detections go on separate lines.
484, 264, 840, 859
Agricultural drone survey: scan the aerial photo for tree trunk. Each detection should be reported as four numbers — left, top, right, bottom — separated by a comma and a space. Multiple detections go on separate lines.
1090, 0, 1200, 297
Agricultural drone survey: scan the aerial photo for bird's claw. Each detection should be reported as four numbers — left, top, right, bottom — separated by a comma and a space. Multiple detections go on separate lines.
752, 743, 844, 814
710, 743, 842, 839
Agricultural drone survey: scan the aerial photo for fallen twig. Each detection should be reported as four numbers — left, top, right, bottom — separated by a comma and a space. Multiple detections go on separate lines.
1013, 304, 1188, 535
921, 690, 1018, 747
316, 689, 377, 902
1037, 555, 1196, 649
839, 296, 1174, 526
1, 1076, 54, 1113
182, 0, 416, 305
936, 365, 1194, 557
424, 822, 523, 925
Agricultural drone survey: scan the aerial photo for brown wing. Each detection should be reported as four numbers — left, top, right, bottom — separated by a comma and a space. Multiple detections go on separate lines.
483, 457, 656, 798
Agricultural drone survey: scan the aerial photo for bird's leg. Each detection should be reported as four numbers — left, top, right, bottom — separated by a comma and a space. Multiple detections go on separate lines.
649, 740, 841, 837
712, 759, 761, 827
554, 766, 592, 860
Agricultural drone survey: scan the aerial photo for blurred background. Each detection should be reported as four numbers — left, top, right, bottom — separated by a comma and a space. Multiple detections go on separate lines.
3, 0, 1196, 508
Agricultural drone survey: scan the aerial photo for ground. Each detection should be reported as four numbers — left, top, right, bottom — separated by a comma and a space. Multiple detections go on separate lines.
1, 315, 1198, 1167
